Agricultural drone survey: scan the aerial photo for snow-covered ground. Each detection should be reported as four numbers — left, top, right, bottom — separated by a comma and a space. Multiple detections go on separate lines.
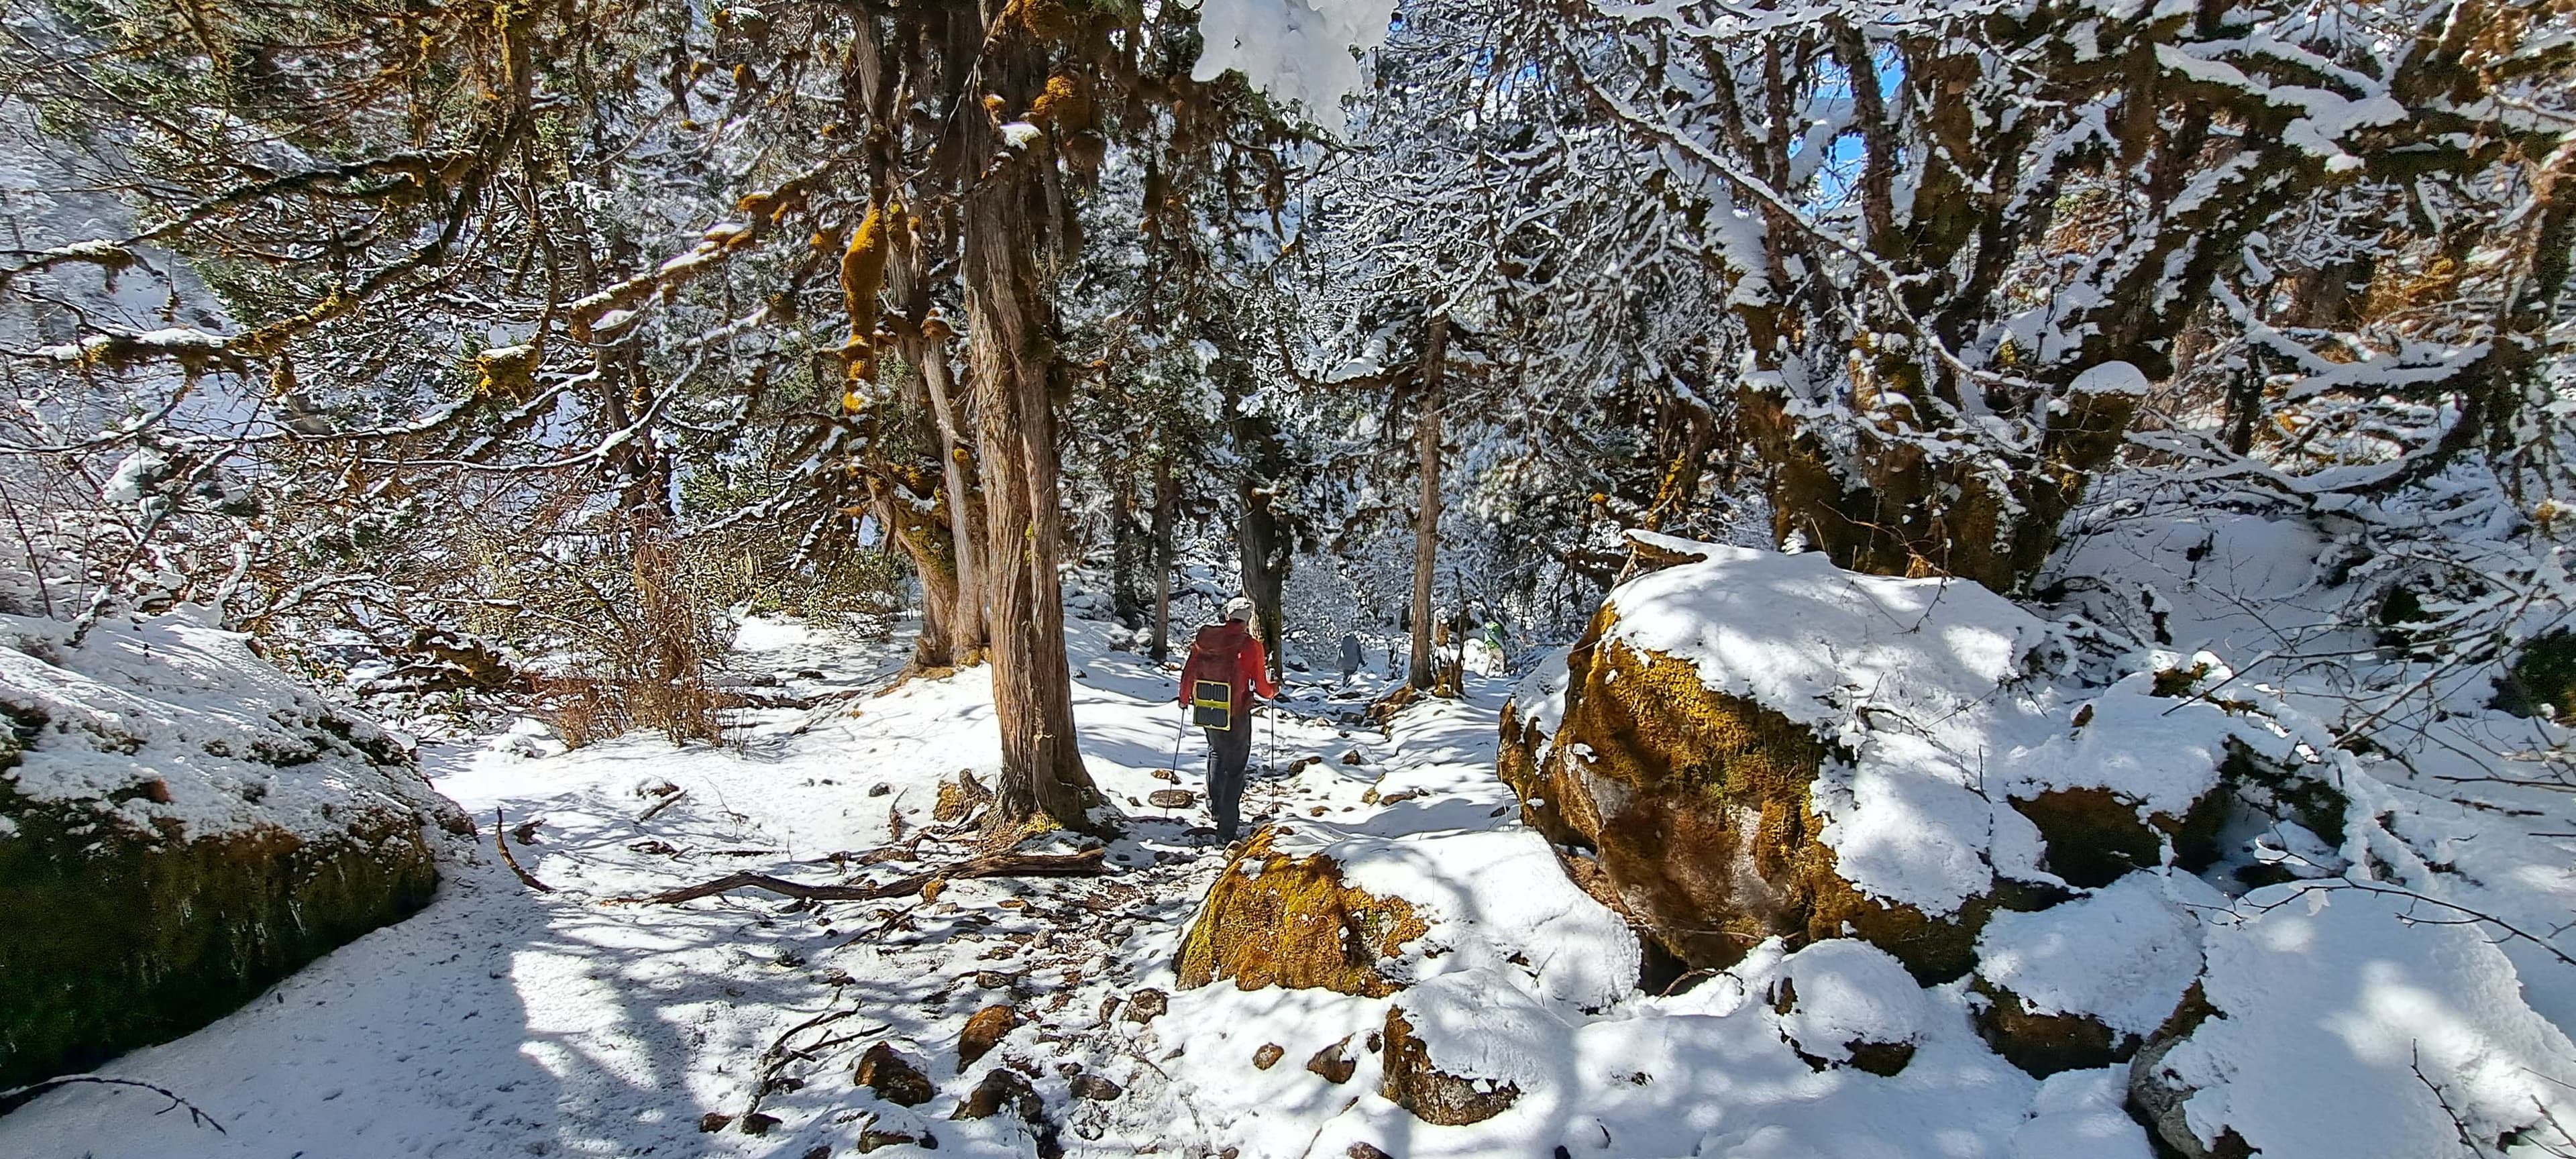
0, 614, 1485, 1158
7, 561, 2574, 1158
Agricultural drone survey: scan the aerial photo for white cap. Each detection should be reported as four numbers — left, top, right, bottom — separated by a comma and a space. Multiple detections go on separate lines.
1224, 597, 1255, 622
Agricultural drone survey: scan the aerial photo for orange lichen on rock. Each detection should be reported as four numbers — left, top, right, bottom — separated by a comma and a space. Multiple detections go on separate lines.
1175, 828, 1427, 997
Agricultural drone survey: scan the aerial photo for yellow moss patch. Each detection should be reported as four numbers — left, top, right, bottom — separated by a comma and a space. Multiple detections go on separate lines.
1531, 627, 1835, 967
1175, 828, 1426, 997
1799, 840, 1991, 983
1029, 72, 1092, 129
474, 343, 541, 399
1002, 0, 1077, 40
1505, 619, 2006, 980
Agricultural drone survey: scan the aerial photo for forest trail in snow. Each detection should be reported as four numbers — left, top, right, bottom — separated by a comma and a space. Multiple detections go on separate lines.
0, 614, 1513, 1159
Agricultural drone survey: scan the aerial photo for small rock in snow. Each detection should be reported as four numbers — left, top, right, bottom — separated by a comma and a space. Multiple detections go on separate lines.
1307, 1037, 1356, 1084
1252, 1043, 1285, 1070
951, 1068, 1039, 1123
957, 1004, 1020, 1070
855, 1042, 934, 1106
1124, 987, 1168, 1025
1069, 1073, 1122, 1101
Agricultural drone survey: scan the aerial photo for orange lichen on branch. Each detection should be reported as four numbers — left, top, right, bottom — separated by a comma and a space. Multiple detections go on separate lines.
839, 203, 893, 379
1029, 72, 1093, 129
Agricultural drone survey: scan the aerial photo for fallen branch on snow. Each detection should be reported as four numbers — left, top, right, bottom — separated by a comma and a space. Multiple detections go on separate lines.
0, 1074, 227, 1132
494, 807, 555, 893
637, 787, 691, 823
612, 846, 1107, 905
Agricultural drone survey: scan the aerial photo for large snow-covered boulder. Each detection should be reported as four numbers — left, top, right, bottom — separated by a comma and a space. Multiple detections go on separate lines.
0, 612, 468, 1086
1500, 540, 2335, 983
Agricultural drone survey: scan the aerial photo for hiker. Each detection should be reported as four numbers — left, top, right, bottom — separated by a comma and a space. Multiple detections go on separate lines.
1179, 596, 1277, 841
1338, 630, 1363, 679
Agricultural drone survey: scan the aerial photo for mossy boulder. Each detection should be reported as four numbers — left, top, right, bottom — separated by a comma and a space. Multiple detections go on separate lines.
0, 614, 466, 1087
1498, 547, 2339, 991
1176, 827, 1428, 997
1503, 621, 1986, 980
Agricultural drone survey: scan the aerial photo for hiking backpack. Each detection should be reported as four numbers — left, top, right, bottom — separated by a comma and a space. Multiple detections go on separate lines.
1185, 626, 1244, 730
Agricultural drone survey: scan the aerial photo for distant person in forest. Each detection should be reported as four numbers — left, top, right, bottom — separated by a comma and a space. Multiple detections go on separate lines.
1179, 597, 1277, 842
1339, 630, 1363, 679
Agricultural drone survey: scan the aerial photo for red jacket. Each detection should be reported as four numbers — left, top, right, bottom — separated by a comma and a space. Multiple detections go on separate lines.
1179, 621, 1277, 715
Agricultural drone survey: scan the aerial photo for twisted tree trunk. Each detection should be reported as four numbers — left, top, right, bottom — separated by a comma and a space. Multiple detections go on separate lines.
912, 327, 988, 661
961, 128, 1101, 833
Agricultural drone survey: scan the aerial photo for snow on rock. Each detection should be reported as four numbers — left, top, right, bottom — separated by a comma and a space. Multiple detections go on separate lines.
2133, 883, 2576, 1159
1770, 939, 1933, 1070
1507, 541, 2333, 986
2012, 1068, 2155, 1159
0, 610, 464, 852
1976, 871, 2218, 1040
1504, 646, 1570, 757
1972, 870, 2224, 1075
1599, 543, 2045, 739
1380, 969, 1558, 1124
0, 610, 468, 1087
1338, 826, 1638, 1010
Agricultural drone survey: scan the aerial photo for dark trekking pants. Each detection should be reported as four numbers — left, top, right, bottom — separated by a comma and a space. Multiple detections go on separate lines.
1203, 715, 1252, 838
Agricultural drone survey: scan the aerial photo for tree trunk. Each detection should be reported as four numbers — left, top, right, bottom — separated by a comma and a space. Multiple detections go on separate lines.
1112, 455, 1150, 626
1148, 455, 1177, 662
913, 331, 988, 659
1232, 412, 1288, 681
1407, 314, 1448, 692
875, 479, 963, 670
961, 129, 1101, 834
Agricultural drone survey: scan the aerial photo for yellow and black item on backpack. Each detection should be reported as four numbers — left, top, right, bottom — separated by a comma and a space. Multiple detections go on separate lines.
1191, 679, 1235, 730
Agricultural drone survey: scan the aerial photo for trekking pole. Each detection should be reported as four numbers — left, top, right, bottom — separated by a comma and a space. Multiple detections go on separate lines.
1168, 712, 1187, 777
